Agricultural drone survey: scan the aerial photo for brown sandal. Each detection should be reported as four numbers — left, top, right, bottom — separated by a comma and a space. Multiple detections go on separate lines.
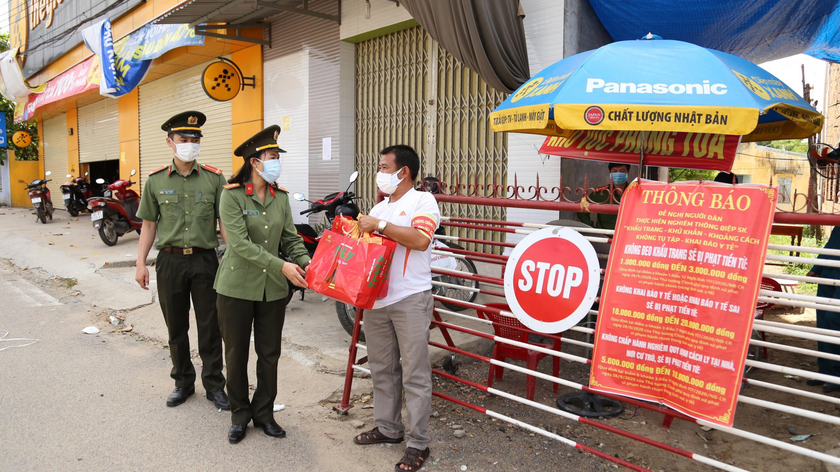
353, 426, 404, 445
395, 447, 430, 471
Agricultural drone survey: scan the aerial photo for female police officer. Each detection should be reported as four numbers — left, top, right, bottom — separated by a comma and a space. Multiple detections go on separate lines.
214, 125, 310, 444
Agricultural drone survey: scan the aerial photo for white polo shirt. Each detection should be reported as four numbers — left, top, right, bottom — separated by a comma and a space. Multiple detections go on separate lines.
369, 188, 441, 308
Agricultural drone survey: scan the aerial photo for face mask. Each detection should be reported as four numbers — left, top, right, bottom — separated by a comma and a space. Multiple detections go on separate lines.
611, 172, 628, 185
376, 167, 406, 195
257, 159, 282, 184
173, 142, 200, 162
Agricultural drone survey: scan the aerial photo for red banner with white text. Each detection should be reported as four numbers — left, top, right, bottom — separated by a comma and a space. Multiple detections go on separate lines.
589, 181, 776, 427
15, 56, 101, 122
539, 131, 741, 171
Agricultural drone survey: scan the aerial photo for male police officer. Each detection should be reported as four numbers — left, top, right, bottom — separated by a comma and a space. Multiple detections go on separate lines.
577, 162, 630, 231
135, 111, 230, 410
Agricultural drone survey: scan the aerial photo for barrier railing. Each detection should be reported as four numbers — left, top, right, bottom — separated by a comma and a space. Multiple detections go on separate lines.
335, 192, 840, 471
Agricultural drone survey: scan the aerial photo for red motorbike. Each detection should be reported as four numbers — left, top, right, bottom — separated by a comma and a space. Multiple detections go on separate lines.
19, 170, 55, 224
87, 169, 142, 246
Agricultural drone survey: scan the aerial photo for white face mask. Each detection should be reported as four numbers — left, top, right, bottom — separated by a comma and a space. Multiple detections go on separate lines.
173, 142, 200, 162
376, 167, 406, 195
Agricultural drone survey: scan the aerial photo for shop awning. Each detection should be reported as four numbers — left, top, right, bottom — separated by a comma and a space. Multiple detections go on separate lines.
154, 0, 340, 45
587, 0, 840, 63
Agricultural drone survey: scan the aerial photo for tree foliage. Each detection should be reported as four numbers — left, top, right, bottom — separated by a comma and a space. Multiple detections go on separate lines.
0, 32, 40, 164
668, 168, 718, 182
755, 139, 808, 153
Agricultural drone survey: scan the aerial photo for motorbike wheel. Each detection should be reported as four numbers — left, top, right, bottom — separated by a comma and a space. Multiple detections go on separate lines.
98, 220, 119, 246
36, 207, 46, 224
336, 302, 365, 342
435, 242, 480, 311
68, 207, 79, 217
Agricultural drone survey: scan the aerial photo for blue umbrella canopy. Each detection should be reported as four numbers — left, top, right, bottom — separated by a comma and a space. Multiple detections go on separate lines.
490, 36, 824, 141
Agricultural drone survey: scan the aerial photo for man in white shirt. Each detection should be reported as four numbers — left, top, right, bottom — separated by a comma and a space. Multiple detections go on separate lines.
354, 145, 440, 472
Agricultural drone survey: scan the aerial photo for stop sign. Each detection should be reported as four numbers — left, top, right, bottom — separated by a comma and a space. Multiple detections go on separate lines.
504, 227, 600, 333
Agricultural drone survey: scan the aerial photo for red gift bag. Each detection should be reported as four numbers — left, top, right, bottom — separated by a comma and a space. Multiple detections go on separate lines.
305, 229, 396, 309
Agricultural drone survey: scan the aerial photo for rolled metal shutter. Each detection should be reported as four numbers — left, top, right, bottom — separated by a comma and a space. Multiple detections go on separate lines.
79, 98, 120, 163
43, 114, 69, 198
139, 59, 233, 191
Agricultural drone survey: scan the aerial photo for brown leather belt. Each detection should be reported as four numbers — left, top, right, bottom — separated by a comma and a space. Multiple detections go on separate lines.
161, 247, 209, 255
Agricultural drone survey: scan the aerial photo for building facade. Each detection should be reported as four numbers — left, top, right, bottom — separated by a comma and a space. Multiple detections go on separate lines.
7, 0, 609, 237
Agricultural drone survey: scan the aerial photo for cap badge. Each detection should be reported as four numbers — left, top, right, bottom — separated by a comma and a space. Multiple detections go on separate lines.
273, 130, 279, 140
187, 116, 198, 125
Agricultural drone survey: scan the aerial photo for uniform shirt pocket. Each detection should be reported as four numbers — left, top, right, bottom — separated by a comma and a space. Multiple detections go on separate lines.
219, 260, 248, 289
157, 194, 180, 221
195, 194, 215, 219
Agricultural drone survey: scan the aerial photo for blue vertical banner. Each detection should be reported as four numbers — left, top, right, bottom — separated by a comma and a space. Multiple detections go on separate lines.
81, 19, 118, 96
82, 21, 204, 98
0, 113, 7, 148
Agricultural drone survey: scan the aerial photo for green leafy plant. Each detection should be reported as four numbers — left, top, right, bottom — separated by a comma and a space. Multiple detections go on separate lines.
669, 168, 718, 182
767, 234, 820, 296
755, 139, 808, 153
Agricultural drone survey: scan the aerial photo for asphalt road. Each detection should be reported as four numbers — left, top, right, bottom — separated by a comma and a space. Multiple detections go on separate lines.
0, 262, 394, 471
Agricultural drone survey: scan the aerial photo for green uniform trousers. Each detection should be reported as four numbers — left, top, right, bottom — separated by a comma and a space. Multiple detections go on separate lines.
155, 250, 225, 392
217, 293, 287, 425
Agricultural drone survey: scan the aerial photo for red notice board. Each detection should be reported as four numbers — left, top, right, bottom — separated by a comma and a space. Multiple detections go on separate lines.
590, 180, 777, 427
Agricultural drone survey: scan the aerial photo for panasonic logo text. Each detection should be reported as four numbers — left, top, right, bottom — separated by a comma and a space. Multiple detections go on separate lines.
586, 78, 727, 95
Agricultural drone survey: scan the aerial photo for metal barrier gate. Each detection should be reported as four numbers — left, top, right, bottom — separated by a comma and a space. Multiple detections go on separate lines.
335, 182, 840, 471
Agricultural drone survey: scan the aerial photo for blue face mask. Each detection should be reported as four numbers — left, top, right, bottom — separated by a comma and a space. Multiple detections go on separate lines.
258, 159, 282, 184
611, 172, 628, 185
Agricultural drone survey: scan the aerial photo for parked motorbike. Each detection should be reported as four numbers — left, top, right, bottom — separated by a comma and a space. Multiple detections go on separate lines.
87, 169, 142, 246
60, 172, 92, 217
19, 171, 54, 224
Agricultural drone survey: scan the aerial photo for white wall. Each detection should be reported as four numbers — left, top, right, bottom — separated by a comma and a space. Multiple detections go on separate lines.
338, 41, 356, 185
505, 0, 568, 246
265, 50, 310, 223
265, 0, 341, 225
340, 0, 414, 40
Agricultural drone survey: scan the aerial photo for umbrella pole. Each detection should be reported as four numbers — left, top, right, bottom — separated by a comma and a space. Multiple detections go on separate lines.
639, 131, 647, 179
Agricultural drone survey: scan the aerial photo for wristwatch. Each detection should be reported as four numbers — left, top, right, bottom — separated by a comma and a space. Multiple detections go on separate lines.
377, 220, 388, 233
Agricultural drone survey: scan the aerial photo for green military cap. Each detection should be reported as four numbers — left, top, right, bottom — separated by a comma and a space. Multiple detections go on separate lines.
234, 125, 286, 159
161, 111, 206, 138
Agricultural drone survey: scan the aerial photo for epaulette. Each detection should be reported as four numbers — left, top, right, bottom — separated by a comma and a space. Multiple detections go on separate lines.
276, 186, 288, 193
148, 166, 168, 176
201, 164, 223, 175
594, 185, 611, 192
223, 183, 241, 190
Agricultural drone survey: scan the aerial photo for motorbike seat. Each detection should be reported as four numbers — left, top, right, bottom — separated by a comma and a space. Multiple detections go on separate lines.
297, 224, 318, 239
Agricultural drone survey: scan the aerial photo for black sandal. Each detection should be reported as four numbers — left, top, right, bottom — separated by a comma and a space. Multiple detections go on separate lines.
395, 447, 430, 471
353, 427, 404, 445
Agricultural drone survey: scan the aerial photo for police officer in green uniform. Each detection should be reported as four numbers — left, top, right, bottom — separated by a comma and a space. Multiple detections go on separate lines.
577, 162, 629, 231
214, 125, 310, 444
135, 111, 230, 411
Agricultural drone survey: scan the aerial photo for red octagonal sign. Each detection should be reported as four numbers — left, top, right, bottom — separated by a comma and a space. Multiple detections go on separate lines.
504, 227, 600, 333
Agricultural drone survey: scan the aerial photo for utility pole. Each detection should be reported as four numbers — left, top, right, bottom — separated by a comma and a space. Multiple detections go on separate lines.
803, 64, 823, 242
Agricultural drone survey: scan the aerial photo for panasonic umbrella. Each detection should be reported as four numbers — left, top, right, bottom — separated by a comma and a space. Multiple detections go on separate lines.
490, 35, 823, 143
